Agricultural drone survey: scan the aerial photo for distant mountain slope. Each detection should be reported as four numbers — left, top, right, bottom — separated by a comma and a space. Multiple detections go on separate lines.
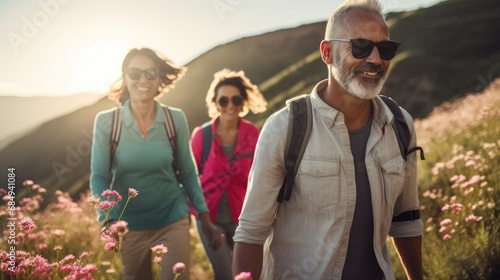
0, 0, 498, 200
163, 0, 499, 129
0, 93, 102, 149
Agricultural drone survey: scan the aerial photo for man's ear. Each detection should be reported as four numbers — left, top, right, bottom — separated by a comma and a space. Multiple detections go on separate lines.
320, 40, 333, 65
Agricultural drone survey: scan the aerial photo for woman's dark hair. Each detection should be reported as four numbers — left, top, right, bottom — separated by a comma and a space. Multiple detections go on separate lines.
205, 69, 267, 118
108, 48, 186, 105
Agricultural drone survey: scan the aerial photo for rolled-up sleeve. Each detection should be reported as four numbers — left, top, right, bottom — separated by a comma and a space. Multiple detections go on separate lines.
233, 109, 288, 245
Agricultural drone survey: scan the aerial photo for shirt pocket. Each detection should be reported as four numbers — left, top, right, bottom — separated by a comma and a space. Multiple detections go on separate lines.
378, 156, 406, 206
295, 159, 341, 208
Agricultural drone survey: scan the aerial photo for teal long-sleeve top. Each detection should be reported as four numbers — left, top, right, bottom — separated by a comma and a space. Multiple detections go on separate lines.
90, 100, 208, 231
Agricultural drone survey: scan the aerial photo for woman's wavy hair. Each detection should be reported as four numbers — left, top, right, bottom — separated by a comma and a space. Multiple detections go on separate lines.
108, 48, 186, 105
205, 69, 267, 118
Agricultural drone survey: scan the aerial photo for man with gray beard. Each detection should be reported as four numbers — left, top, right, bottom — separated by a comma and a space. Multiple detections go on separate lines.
232, 0, 423, 279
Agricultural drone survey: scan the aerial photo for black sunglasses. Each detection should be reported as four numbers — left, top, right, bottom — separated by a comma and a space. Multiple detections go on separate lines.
329, 38, 401, 60
125, 67, 159, 80
217, 95, 243, 107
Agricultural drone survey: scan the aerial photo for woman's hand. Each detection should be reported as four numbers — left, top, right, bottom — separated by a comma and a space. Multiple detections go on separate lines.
199, 212, 223, 251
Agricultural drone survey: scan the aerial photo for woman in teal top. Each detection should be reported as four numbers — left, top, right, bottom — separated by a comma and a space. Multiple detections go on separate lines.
90, 48, 221, 280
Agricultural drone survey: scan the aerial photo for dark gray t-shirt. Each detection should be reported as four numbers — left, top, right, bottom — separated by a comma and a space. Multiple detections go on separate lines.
342, 116, 384, 280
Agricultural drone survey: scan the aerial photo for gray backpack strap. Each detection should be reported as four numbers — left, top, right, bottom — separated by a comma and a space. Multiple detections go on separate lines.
277, 94, 312, 202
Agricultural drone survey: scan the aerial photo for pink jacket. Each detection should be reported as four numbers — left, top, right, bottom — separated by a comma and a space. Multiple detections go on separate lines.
190, 117, 260, 222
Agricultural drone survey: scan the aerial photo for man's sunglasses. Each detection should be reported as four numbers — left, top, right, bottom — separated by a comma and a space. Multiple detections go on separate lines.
218, 95, 244, 107
125, 67, 160, 80
328, 38, 401, 60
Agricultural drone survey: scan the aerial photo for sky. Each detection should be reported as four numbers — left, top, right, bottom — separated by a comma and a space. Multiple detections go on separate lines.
0, 0, 441, 97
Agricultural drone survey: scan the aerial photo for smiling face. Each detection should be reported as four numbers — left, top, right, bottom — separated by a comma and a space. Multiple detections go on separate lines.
124, 55, 161, 103
332, 9, 391, 100
215, 85, 244, 121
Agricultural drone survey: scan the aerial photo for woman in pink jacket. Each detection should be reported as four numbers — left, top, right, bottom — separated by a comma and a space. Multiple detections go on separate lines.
190, 69, 267, 280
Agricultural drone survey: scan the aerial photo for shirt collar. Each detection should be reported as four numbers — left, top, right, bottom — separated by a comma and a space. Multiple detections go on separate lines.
121, 99, 165, 128
309, 79, 393, 127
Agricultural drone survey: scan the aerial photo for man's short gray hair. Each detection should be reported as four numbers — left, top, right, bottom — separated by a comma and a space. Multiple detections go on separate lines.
325, 0, 384, 39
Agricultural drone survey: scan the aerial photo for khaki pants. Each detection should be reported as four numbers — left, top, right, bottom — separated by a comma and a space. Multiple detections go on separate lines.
121, 215, 190, 280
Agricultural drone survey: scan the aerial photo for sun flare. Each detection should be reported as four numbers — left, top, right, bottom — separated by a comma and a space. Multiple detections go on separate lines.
71, 36, 131, 94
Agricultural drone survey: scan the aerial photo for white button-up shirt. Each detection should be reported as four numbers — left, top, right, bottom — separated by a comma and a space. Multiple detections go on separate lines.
233, 80, 423, 280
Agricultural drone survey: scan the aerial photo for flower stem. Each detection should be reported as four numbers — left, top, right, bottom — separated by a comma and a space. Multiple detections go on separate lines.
118, 197, 131, 221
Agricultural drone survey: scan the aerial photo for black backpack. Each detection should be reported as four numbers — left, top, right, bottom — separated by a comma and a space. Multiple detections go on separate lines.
277, 95, 425, 222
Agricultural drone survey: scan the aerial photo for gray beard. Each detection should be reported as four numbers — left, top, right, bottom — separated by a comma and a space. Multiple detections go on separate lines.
332, 63, 386, 100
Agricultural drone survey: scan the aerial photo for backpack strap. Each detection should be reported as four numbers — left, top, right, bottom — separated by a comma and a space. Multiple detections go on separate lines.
109, 107, 122, 174
380, 96, 423, 223
277, 95, 312, 202
109, 105, 180, 178
161, 106, 180, 178
200, 122, 212, 174
380, 95, 425, 161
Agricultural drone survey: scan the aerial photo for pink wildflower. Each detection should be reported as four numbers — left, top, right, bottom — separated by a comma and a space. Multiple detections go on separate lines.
23, 180, 34, 186
128, 188, 139, 198
19, 197, 32, 205
173, 262, 186, 274
79, 252, 90, 260
151, 244, 168, 255
37, 243, 49, 250
235, 271, 253, 280
37, 188, 47, 194
59, 254, 76, 265
29, 255, 52, 279
465, 214, 483, 223
97, 200, 117, 210
443, 234, 452, 241
104, 240, 118, 251
468, 175, 482, 185
153, 256, 162, 264
19, 217, 36, 234
450, 203, 463, 214
78, 264, 97, 277
101, 190, 123, 201
440, 219, 452, 226
110, 220, 129, 236
51, 229, 66, 237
